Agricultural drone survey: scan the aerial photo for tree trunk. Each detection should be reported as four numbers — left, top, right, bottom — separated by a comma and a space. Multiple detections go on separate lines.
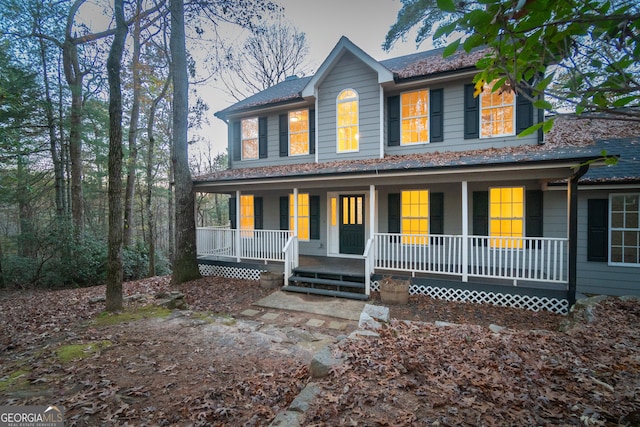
0, 239, 4, 289
37, 30, 65, 219
146, 75, 170, 277
63, 36, 85, 239
105, 0, 128, 312
123, 0, 143, 247
170, 0, 200, 285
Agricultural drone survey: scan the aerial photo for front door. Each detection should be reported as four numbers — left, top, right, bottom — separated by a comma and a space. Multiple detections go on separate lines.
339, 195, 365, 255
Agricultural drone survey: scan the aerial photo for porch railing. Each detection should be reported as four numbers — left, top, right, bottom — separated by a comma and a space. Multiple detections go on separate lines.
196, 227, 289, 263
374, 233, 568, 284
196, 225, 234, 257
283, 236, 299, 283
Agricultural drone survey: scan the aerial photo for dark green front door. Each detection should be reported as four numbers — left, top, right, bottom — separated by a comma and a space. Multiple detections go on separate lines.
339, 195, 365, 255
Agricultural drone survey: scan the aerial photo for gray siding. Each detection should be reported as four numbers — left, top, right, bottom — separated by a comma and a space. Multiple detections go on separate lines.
575, 189, 640, 296
385, 77, 539, 155
228, 109, 316, 170
317, 52, 381, 162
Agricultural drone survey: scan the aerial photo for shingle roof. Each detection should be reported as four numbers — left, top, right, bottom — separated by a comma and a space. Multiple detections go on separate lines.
580, 138, 640, 184
215, 76, 312, 119
214, 39, 487, 118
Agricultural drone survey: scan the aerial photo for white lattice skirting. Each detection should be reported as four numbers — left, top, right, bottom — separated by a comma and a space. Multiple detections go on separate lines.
371, 280, 568, 315
198, 264, 265, 281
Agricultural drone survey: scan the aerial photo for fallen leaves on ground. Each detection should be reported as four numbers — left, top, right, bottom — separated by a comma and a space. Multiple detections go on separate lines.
307, 298, 640, 426
1, 277, 639, 426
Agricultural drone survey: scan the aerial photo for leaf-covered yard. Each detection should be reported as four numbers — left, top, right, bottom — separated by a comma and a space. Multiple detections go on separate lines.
1, 276, 639, 426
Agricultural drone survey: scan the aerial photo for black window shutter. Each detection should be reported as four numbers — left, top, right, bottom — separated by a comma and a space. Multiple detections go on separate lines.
232, 121, 241, 161
430, 192, 444, 234
464, 84, 479, 139
388, 96, 400, 146
309, 109, 315, 155
525, 190, 543, 237
229, 197, 237, 229
587, 199, 608, 262
258, 117, 268, 159
472, 191, 488, 236
430, 89, 444, 143
254, 197, 263, 229
516, 91, 533, 135
310, 195, 320, 240
279, 196, 289, 230
279, 114, 288, 157
537, 106, 545, 143
388, 193, 401, 233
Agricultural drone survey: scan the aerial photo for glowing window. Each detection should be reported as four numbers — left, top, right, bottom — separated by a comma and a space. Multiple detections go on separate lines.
241, 118, 258, 159
289, 193, 310, 241
489, 187, 524, 248
337, 89, 359, 152
401, 89, 429, 144
480, 81, 515, 138
401, 190, 429, 245
240, 195, 254, 237
289, 110, 309, 156
610, 194, 640, 265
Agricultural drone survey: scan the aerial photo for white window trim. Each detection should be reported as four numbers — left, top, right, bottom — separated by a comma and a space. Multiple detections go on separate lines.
401, 89, 430, 146
288, 109, 310, 157
241, 117, 259, 161
479, 85, 516, 139
336, 88, 360, 153
608, 193, 640, 267
290, 193, 310, 242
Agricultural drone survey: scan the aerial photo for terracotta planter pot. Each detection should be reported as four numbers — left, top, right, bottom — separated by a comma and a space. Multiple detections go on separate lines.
260, 272, 283, 289
379, 278, 410, 305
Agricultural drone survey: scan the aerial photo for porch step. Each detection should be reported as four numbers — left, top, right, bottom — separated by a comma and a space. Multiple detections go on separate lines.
282, 285, 369, 301
285, 268, 368, 301
288, 275, 366, 290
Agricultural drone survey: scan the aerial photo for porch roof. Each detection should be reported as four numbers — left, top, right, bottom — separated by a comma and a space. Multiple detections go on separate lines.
579, 137, 640, 184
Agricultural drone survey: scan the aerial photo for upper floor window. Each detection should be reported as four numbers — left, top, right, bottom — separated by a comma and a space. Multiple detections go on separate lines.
401, 89, 429, 145
337, 89, 359, 152
289, 110, 309, 155
610, 194, 640, 266
489, 186, 524, 248
242, 118, 259, 159
480, 81, 515, 138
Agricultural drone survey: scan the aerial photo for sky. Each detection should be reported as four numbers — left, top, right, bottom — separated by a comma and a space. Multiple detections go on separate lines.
191, 0, 424, 157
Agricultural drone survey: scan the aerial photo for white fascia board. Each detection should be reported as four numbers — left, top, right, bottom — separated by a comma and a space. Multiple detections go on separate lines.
301, 36, 394, 98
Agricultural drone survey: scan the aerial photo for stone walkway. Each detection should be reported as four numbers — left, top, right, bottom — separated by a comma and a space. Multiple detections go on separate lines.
237, 290, 368, 335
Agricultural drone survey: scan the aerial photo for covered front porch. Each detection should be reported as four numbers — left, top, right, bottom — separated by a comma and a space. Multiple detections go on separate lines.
193, 149, 600, 315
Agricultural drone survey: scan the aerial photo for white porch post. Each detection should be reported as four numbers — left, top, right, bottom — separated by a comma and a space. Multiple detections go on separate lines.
235, 190, 241, 262
461, 181, 469, 282
293, 188, 299, 259
369, 185, 375, 239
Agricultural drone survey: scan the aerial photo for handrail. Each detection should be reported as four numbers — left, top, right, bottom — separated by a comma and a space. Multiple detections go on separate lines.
283, 236, 298, 285
363, 237, 375, 295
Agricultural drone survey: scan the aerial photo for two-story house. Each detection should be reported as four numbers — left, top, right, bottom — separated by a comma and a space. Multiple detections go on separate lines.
193, 37, 640, 314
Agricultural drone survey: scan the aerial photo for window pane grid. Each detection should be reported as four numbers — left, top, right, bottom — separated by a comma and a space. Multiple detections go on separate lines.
401, 190, 429, 245
480, 82, 515, 138
241, 118, 258, 160
401, 90, 429, 145
240, 195, 254, 238
610, 194, 640, 265
489, 187, 524, 248
337, 89, 359, 152
289, 110, 309, 156
290, 193, 310, 241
